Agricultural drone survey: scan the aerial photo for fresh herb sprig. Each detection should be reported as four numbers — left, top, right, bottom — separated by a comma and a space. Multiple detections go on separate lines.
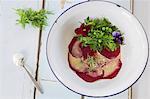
78, 17, 123, 51
15, 8, 53, 28
87, 56, 97, 71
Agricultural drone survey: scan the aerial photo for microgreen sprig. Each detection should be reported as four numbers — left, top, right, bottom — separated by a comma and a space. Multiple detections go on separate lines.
15, 8, 53, 28
87, 56, 97, 71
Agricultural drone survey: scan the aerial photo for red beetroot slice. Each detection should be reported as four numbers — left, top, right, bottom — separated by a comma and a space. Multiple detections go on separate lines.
87, 69, 104, 78
68, 53, 88, 73
68, 52, 122, 82
100, 47, 120, 59
80, 45, 96, 59
75, 23, 91, 36
68, 37, 82, 58
103, 59, 122, 79
68, 37, 77, 53
76, 71, 104, 82
68, 53, 104, 82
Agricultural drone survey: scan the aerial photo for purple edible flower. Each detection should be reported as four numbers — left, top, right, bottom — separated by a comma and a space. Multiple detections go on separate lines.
112, 31, 123, 44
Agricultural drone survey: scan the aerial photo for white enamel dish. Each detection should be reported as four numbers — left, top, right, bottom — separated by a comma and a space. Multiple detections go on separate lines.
46, 1, 149, 97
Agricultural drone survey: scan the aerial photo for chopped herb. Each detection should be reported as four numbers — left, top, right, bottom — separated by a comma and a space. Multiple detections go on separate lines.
15, 8, 53, 28
87, 56, 97, 71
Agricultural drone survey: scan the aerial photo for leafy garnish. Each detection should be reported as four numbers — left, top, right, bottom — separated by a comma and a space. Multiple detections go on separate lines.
78, 17, 123, 51
15, 8, 53, 28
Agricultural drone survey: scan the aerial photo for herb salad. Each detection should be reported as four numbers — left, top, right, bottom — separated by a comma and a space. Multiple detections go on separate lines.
68, 17, 124, 82
77, 17, 124, 52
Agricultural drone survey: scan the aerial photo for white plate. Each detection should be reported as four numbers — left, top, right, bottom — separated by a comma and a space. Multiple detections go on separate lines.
46, 1, 149, 97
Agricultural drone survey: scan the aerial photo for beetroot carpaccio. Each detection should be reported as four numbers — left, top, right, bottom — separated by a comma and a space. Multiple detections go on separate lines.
68, 17, 124, 82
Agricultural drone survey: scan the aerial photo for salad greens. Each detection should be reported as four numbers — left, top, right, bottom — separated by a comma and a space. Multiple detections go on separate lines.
15, 8, 53, 28
78, 17, 124, 51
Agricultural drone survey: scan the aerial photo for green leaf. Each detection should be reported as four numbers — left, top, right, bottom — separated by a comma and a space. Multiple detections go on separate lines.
15, 8, 53, 29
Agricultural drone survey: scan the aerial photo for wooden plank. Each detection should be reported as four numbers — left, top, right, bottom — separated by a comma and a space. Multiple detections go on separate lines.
33, 0, 46, 99
128, 0, 134, 99
132, 0, 150, 99
36, 81, 81, 99
132, 68, 150, 99
0, 0, 41, 99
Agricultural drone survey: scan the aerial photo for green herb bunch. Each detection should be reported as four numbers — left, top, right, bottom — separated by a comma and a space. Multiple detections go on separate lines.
78, 17, 123, 52
15, 8, 53, 28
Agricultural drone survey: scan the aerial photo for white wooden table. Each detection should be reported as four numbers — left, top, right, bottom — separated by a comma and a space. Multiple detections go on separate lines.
0, 0, 150, 99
